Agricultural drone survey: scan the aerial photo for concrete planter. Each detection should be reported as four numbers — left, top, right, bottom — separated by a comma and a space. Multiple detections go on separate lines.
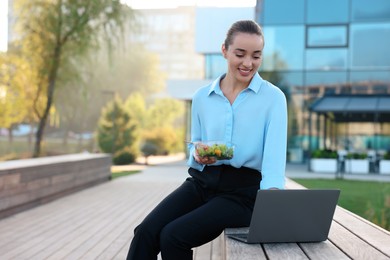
379, 160, 390, 174
310, 158, 337, 173
345, 159, 369, 174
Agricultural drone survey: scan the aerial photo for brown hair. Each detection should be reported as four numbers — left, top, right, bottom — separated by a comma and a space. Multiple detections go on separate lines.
224, 20, 264, 50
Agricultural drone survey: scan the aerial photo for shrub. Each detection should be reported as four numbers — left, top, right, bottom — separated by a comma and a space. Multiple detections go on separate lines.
311, 149, 338, 159
346, 152, 368, 159
97, 96, 140, 164
113, 149, 137, 165
141, 141, 158, 165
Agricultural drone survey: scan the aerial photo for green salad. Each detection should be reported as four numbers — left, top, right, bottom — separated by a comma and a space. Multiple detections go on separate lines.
196, 143, 234, 160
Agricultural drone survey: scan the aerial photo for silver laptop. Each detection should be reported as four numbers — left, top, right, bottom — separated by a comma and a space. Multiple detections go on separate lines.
228, 189, 340, 243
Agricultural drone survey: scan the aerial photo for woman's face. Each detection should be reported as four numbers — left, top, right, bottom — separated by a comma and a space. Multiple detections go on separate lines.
222, 32, 264, 84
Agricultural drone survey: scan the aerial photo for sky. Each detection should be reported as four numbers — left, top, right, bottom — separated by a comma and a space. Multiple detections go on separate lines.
0, 0, 256, 52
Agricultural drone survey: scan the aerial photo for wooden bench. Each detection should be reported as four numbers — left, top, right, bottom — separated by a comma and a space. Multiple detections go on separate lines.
223, 179, 390, 259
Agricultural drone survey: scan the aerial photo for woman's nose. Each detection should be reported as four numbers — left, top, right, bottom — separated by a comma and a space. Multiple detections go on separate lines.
242, 57, 252, 67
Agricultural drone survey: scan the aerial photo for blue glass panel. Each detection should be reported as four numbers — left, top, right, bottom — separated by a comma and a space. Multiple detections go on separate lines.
307, 0, 349, 24
263, 0, 304, 25
352, 0, 390, 22
307, 26, 348, 47
205, 54, 227, 80
306, 49, 347, 70
350, 71, 390, 85
350, 23, 390, 69
262, 26, 305, 71
304, 71, 348, 86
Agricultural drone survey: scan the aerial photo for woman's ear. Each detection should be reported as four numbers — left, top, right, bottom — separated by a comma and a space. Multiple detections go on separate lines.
222, 44, 227, 59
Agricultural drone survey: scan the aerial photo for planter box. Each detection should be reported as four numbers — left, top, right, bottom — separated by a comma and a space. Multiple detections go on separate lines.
379, 160, 390, 174
0, 153, 111, 219
345, 159, 369, 174
310, 158, 337, 173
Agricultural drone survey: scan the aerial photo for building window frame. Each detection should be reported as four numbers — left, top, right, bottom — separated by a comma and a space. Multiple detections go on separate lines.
306, 24, 349, 48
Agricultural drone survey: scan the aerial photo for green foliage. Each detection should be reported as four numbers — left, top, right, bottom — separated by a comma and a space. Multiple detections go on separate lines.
113, 148, 137, 165
142, 127, 180, 155
293, 178, 390, 231
13, 0, 132, 157
125, 95, 185, 155
141, 141, 159, 157
311, 149, 338, 159
0, 53, 30, 129
384, 152, 390, 160
346, 152, 368, 159
145, 98, 185, 129
97, 96, 139, 164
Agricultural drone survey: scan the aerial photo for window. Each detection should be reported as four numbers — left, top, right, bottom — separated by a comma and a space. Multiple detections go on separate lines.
263, 0, 304, 25
262, 26, 305, 71
307, 0, 349, 24
305, 72, 347, 87
352, 0, 390, 22
306, 49, 347, 70
307, 26, 348, 48
350, 23, 390, 69
350, 71, 390, 84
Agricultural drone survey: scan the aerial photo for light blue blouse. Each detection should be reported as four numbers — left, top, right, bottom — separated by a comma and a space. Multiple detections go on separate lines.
187, 73, 288, 189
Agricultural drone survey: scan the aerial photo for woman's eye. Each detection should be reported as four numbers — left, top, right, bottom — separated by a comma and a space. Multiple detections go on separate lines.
253, 56, 261, 59
236, 54, 244, 58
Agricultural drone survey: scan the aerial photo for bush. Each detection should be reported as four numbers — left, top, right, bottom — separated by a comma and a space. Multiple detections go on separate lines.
346, 152, 368, 159
384, 152, 390, 160
311, 149, 337, 159
113, 149, 137, 165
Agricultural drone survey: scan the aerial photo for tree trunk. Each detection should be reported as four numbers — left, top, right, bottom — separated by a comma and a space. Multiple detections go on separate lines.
33, 45, 62, 158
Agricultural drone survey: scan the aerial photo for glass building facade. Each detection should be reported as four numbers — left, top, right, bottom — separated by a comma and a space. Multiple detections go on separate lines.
204, 0, 390, 162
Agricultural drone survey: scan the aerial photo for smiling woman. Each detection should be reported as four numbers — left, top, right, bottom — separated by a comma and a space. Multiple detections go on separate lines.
0, 0, 8, 52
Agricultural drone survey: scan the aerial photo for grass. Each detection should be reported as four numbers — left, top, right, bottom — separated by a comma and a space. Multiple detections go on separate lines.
111, 170, 140, 180
293, 178, 390, 231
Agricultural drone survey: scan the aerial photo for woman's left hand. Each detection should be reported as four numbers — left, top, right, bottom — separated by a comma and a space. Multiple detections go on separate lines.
194, 148, 217, 165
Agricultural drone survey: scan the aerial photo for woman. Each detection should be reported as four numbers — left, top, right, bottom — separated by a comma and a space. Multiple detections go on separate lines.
126, 19, 287, 260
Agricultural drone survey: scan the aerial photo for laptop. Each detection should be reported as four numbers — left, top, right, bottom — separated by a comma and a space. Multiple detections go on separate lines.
228, 189, 340, 243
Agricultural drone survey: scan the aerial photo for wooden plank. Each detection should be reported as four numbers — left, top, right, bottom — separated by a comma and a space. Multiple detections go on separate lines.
2, 185, 132, 259
333, 206, 390, 258
0, 185, 120, 258
80, 184, 178, 259
225, 237, 266, 260
211, 233, 223, 260
48, 182, 177, 259
299, 240, 349, 259
194, 240, 212, 260
263, 243, 309, 259
328, 221, 389, 259
0, 180, 184, 260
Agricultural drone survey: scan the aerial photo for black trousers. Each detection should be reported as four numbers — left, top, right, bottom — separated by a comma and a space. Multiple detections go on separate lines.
126, 165, 261, 260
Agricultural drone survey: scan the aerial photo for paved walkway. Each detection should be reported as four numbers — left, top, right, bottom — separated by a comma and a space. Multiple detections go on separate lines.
114, 154, 390, 183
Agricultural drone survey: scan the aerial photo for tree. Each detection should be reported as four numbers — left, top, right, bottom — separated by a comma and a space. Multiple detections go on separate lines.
142, 98, 186, 154
97, 96, 139, 164
13, 0, 131, 157
53, 44, 164, 147
0, 52, 32, 144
